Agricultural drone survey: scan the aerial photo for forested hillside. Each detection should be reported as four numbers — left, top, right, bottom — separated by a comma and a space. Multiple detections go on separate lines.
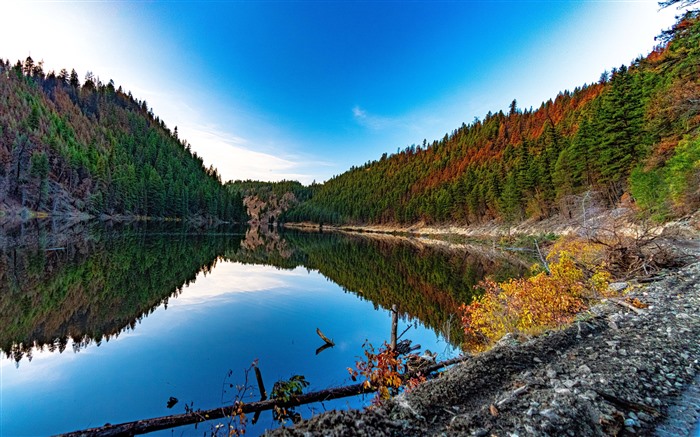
284, 12, 700, 225
0, 59, 246, 221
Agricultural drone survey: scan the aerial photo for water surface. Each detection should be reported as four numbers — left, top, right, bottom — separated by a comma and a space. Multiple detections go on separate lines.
0, 222, 526, 436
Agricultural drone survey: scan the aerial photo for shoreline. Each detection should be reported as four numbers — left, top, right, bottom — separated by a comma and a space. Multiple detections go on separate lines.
284, 208, 700, 243
271, 240, 700, 436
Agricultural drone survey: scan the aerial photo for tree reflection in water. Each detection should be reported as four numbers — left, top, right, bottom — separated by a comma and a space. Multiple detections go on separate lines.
0, 222, 529, 363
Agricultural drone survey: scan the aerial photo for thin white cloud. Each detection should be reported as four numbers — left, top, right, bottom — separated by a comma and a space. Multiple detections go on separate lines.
0, 3, 325, 185
179, 122, 320, 183
352, 106, 367, 119
352, 105, 444, 139
120, 79, 331, 184
352, 105, 402, 130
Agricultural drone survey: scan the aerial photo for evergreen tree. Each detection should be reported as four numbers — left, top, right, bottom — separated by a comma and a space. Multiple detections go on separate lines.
69, 69, 80, 87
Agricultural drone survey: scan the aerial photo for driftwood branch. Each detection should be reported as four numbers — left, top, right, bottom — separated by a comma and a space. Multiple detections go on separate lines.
251, 365, 267, 424
534, 239, 550, 275
607, 297, 644, 314
315, 328, 336, 354
594, 389, 660, 416
316, 328, 335, 346
58, 355, 468, 437
254, 366, 267, 401
637, 275, 664, 284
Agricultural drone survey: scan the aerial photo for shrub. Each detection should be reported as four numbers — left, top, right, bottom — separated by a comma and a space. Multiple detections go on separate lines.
460, 241, 611, 352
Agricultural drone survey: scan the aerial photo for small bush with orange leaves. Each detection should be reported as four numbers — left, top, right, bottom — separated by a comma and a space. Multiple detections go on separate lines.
348, 341, 403, 401
460, 240, 612, 352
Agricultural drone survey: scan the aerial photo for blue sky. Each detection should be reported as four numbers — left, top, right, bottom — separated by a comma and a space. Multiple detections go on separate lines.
0, 1, 682, 184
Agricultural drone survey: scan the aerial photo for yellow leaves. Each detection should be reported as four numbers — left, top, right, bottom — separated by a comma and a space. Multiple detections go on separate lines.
548, 236, 607, 271
590, 270, 613, 297
461, 241, 612, 352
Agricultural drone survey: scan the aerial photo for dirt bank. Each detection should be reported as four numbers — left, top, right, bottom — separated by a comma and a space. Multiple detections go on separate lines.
270, 240, 700, 436
285, 208, 700, 241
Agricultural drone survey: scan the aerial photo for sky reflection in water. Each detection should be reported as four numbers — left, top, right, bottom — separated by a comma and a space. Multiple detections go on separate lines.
1, 260, 457, 436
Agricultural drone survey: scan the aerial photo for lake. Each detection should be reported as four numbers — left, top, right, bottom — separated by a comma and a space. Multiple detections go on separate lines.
0, 220, 527, 436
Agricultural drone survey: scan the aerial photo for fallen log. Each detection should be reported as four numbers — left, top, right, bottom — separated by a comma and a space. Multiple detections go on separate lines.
57, 384, 375, 437
57, 355, 469, 437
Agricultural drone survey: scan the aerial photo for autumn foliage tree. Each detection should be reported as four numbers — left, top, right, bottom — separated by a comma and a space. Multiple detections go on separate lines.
283, 13, 700, 226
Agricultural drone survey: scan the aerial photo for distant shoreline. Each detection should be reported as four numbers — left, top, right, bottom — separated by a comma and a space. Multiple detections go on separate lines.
284, 208, 700, 240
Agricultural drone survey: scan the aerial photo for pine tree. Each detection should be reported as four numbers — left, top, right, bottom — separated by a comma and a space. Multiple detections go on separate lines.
69, 69, 80, 87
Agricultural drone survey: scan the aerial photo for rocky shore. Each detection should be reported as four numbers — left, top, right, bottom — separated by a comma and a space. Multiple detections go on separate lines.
270, 241, 700, 436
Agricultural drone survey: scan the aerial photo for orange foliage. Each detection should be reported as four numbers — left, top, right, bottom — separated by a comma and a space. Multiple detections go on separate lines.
347, 342, 403, 400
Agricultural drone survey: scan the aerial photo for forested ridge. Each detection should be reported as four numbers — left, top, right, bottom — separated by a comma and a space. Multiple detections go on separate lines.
0, 58, 246, 221
284, 13, 700, 226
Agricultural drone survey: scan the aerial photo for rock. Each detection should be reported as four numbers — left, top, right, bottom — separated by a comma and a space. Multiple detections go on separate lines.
539, 409, 561, 422
609, 282, 629, 292
637, 412, 652, 422
512, 385, 528, 397
496, 333, 518, 346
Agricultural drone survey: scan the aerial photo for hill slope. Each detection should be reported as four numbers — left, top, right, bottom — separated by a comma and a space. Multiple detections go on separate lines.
0, 60, 246, 221
284, 12, 700, 226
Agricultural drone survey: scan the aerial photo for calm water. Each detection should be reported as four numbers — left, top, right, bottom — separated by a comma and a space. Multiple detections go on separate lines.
0, 221, 527, 436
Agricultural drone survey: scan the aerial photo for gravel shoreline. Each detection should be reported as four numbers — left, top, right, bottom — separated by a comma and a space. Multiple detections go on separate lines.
270, 242, 700, 436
